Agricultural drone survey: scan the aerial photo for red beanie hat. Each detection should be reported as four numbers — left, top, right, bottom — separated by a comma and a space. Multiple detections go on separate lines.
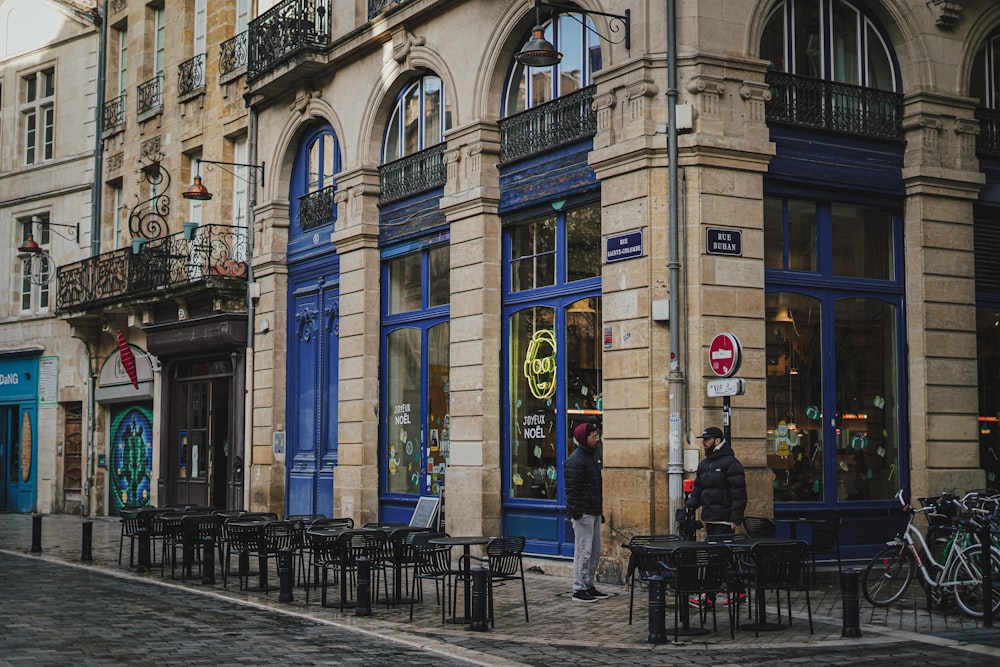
573, 423, 597, 445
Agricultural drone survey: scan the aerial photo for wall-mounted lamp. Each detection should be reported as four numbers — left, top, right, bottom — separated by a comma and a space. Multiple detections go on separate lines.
17, 215, 80, 283
182, 159, 265, 201
514, 0, 631, 68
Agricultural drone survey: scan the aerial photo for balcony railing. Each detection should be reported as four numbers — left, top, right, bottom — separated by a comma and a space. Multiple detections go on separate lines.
765, 70, 903, 140
379, 143, 447, 204
977, 107, 1000, 159
298, 184, 337, 230
103, 94, 125, 131
220, 31, 248, 76
57, 225, 248, 312
248, 0, 331, 82
137, 75, 163, 115
368, 0, 410, 20
178, 54, 206, 96
499, 85, 597, 164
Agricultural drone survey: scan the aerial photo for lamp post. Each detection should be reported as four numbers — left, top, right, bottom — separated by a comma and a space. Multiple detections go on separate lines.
514, 0, 630, 68
18, 215, 80, 285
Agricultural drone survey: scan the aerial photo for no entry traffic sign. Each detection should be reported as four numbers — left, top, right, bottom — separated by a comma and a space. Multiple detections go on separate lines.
709, 332, 742, 378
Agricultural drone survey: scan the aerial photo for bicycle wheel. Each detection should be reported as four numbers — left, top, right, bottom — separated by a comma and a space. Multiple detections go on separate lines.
864, 543, 914, 606
950, 544, 1000, 618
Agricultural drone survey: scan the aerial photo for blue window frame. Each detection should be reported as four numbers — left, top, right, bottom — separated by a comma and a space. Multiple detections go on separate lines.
379, 238, 450, 523
289, 123, 341, 258
382, 76, 451, 163
764, 194, 907, 511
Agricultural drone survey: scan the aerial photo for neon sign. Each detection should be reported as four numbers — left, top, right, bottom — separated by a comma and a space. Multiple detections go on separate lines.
524, 328, 557, 400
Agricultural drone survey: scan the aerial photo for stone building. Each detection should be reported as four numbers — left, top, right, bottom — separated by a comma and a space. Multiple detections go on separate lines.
0, 0, 98, 515
35, 0, 1000, 579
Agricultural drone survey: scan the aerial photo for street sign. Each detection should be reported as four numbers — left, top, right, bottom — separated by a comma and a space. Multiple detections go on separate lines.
706, 228, 742, 256
707, 378, 746, 397
605, 230, 643, 263
709, 332, 742, 377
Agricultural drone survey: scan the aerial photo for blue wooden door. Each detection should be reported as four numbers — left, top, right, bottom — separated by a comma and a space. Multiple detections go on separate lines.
286, 276, 338, 516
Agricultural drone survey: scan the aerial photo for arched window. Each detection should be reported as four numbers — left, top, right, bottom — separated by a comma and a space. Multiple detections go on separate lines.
760, 0, 896, 91
504, 12, 601, 116
382, 76, 451, 163
971, 34, 1000, 107
291, 124, 341, 234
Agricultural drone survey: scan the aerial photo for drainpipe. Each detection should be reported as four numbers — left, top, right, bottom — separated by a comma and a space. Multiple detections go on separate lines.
73, 335, 96, 517
666, 0, 685, 532
90, 0, 108, 256
243, 105, 259, 510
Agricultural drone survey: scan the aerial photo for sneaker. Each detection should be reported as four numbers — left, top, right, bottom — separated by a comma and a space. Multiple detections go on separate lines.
688, 594, 714, 608
586, 587, 610, 599
572, 590, 598, 603
722, 592, 747, 607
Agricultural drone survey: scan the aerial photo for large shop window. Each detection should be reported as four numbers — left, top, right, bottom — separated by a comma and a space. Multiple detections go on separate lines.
382, 244, 450, 499
505, 203, 602, 507
765, 196, 904, 505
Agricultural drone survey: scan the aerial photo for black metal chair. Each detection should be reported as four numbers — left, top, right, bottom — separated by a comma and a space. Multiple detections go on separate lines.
258, 520, 307, 594
664, 544, 739, 642
470, 536, 529, 627
223, 519, 266, 590
743, 516, 777, 539
305, 517, 354, 591
117, 507, 145, 566
169, 513, 224, 582
623, 534, 680, 625
408, 532, 458, 622
744, 540, 813, 636
808, 513, 842, 584
320, 529, 389, 610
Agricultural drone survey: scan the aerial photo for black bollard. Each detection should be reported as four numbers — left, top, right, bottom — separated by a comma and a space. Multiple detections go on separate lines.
136, 527, 151, 573
355, 556, 372, 616
982, 521, 994, 627
469, 567, 490, 632
841, 568, 862, 638
278, 548, 294, 602
647, 574, 666, 644
202, 536, 216, 586
30, 515, 42, 553
81, 521, 93, 562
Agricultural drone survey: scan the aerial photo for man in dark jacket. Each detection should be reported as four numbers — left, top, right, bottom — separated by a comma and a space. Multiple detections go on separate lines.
685, 426, 747, 536
565, 422, 607, 602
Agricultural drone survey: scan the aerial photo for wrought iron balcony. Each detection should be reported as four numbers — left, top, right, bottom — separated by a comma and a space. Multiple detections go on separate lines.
137, 75, 163, 115
220, 31, 248, 76
57, 224, 249, 313
976, 106, 1000, 159
379, 143, 447, 204
298, 184, 337, 230
103, 94, 125, 132
499, 85, 597, 164
368, 0, 411, 20
178, 54, 206, 96
248, 0, 331, 82
765, 70, 903, 140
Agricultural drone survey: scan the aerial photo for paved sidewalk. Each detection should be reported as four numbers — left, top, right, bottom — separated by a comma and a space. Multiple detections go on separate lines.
2, 512, 999, 665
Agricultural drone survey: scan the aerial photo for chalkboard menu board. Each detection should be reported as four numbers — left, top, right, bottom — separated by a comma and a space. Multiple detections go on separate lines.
409, 496, 441, 529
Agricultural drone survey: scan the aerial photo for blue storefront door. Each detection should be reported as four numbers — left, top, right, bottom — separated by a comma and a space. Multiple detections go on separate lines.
0, 357, 40, 513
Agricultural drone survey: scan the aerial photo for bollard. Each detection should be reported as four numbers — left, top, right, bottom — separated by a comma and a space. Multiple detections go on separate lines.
202, 536, 216, 586
355, 556, 372, 616
136, 527, 151, 573
81, 521, 93, 562
982, 521, 994, 628
30, 514, 42, 553
841, 568, 862, 638
278, 548, 294, 602
647, 574, 666, 644
469, 567, 490, 632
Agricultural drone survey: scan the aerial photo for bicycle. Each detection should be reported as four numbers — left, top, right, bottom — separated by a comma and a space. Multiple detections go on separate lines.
862, 489, 1000, 618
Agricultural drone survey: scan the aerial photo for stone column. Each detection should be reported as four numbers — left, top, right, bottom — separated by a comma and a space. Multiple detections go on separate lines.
331, 167, 382, 527
439, 122, 502, 538
901, 94, 986, 498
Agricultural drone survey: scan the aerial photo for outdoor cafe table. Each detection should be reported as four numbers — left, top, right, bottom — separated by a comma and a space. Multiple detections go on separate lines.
774, 516, 827, 540
308, 526, 383, 610
428, 535, 490, 624
228, 519, 271, 591
641, 537, 796, 634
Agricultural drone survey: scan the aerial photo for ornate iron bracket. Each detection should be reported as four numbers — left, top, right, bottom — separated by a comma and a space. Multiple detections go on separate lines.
128, 154, 171, 240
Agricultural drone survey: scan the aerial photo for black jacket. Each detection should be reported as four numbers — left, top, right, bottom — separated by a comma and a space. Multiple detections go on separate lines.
564, 444, 603, 519
685, 441, 747, 525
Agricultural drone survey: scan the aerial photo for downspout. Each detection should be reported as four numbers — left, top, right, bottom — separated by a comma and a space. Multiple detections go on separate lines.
243, 105, 259, 510
667, 0, 685, 531
91, 0, 108, 256
74, 335, 96, 517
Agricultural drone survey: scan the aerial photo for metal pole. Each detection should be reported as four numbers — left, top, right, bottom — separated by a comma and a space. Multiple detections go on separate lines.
30, 515, 42, 553
136, 527, 151, 573
202, 536, 217, 585
81, 521, 93, 561
278, 548, 294, 602
981, 521, 993, 627
841, 568, 862, 637
470, 567, 490, 631
355, 556, 372, 616
647, 574, 666, 643
722, 396, 732, 443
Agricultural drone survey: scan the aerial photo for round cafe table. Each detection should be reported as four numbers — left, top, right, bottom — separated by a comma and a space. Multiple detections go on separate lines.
429, 535, 490, 624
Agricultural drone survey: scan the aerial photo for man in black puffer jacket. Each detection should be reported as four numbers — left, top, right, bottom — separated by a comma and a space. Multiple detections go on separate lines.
685, 426, 747, 536
565, 423, 606, 602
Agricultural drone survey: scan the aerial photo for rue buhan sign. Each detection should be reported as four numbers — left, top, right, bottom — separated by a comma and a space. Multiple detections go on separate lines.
706, 227, 742, 256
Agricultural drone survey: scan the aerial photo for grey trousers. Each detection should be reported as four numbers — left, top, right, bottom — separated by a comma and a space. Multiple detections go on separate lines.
571, 514, 602, 592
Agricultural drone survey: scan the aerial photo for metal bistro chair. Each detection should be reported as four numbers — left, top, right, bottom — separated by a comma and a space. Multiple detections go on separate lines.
744, 540, 813, 637
623, 534, 680, 625
305, 518, 354, 591
320, 529, 390, 611
664, 544, 740, 642
258, 520, 307, 594
807, 513, 842, 584
223, 519, 266, 590
408, 532, 459, 623
471, 536, 529, 627
117, 507, 149, 567
742, 516, 777, 539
